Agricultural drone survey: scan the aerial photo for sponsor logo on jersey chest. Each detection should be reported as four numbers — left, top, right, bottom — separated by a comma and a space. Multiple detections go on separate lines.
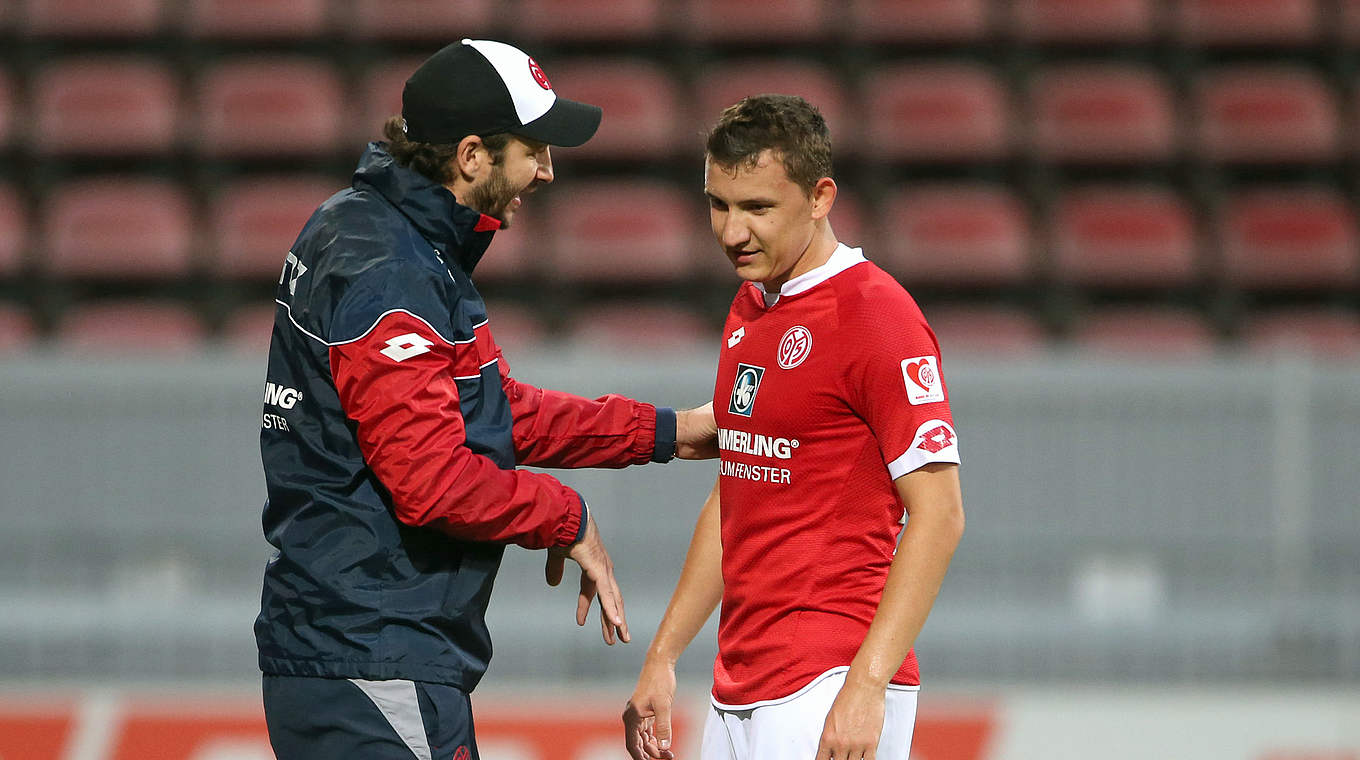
728, 363, 764, 417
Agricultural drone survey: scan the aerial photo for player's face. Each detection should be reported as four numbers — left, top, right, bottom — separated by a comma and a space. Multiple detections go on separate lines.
466, 136, 553, 228
705, 150, 825, 292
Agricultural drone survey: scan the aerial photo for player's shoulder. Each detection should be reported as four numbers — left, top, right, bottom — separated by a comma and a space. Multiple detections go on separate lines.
833, 257, 928, 324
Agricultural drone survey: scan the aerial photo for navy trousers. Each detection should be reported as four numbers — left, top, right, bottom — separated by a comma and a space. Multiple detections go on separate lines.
263, 674, 479, 760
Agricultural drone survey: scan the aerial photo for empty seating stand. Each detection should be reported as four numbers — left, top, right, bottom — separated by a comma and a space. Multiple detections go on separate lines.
22, 0, 168, 38
55, 300, 206, 353
679, 0, 825, 42
32, 57, 179, 156
1028, 64, 1177, 164
1050, 186, 1198, 289
878, 184, 1033, 288
864, 62, 1011, 163
1176, 0, 1321, 46
1069, 306, 1218, 357
1218, 187, 1360, 291
0, 304, 37, 352
210, 176, 339, 279
517, 0, 667, 41
42, 178, 194, 279
183, 0, 330, 39
694, 59, 852, 149
196, 58, 345, 160
355, 57, 426, 148
0, 68, 13, 151
848, 0, 991, 44
344, 0, 496, 40
0, 185, 27, 276
546, 180, 699, 285
923, 305, 1047, 356
1194, 67, 1340, 164
566, 303, 711, 352
1241, 308, 1360, 359
548, 59, 685, 160
1011, 0, 1160, 44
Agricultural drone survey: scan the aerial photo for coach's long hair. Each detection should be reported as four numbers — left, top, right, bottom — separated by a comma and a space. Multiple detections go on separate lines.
381, 116, 510, 185
705, 94, 833, 196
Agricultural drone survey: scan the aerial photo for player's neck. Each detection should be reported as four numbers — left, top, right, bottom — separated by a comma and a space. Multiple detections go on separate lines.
761, 226, 839, 296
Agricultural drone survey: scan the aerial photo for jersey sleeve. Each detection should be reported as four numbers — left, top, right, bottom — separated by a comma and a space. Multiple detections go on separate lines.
845, 299, 961, 480
327, 266, 585, 549
494, 346, 675, 469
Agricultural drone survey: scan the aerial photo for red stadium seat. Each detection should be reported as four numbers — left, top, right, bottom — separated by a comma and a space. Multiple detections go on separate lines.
878, 184, 1032, 287
680, 0, 824, 41
828, 193, 872, 255
0, 185, 27, 275
848, 0, 990, 43
1012, 0, 1159, 43
547, 60, 685, 159
1346, 0, 1360, 45
1241, 308, 1360, 359
355, 57, 424, 146
42, 179, 194, 278
1029, 64, 1177, 164
694, 60, 853, 149
517, 0, 667, 41
864, 62, 1010, 162
345, 0, 495, 40
210, 176, 338, 279
184, 0, 329, 39
197, 58, 345, 159
468, 209, 537, 284
1050, 186, 1197, 288
0, 304, 37, 352
1070, 307, 1217, 356
23, 0, 167, 37
1218, 188, 1360, 290
483, 300, 547, 355
1176, 0, 1320, 46
222, 303, 278, 354
1194, 67, 1340, 164
546, 181, 699, 284
567, 303, 711, 352
55, 301, 207, 353
32, 57, 179, 156
0, 68, 14, 149
924, 305, 1047, 356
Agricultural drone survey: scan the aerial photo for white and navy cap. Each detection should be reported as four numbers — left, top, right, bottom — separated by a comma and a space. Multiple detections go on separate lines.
401, 39, 601, 147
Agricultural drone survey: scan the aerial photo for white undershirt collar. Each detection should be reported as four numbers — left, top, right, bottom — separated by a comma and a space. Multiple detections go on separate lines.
756, 243, 866, 306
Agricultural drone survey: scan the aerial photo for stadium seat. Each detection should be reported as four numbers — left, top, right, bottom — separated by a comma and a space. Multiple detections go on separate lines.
184, 0, 329, 39
694, 60, 853, 149
55, 301, 207, 353
0, 68, 13, 150
1241, 308, 1360, 358
345, 0, 496, 40
517, 0, 667, 41
679, 0, 825, 41
1346, 0, 1360, 45
210, 176, 338, 279
0, 185, 26, 275
863, 62, 1010, 162
848, 0, 990, 43
546, 180, 700, 284
1194, 67, 1340, 164
42, 179, 194, 278
547, 60, 685, 159
196, 58, 345, 159
566, 303, 711, 352
1011, 0, 1159, 43
482, 300, 547, 355
469, 209, 536, 284
221, 303, 277, 354
828, 193, 872, 255
923, 305, 1047, 356
1050, 186, 1197, 288
1218, 188, 1360, 290
1175, 0, 1320, 46
355, 57, 424, 146
1029, 64, 1177, 164
1069, 307, 1217, 356
877, 184, 1032, 287
32, 57, 179, 156
0, 304, 37, 352
23, 0, 167, 37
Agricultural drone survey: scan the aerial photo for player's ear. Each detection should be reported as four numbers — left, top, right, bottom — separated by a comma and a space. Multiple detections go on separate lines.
810, 177, 837, 221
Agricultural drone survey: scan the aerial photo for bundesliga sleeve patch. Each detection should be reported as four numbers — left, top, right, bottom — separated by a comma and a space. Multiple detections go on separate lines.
901, 355, 945, 405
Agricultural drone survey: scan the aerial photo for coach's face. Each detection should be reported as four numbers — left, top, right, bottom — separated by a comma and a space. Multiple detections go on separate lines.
466, 135, 553, 228
705, 149, 834, 292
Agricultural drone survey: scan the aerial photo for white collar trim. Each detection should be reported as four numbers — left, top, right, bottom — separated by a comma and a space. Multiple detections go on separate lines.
755, 243, 866, 299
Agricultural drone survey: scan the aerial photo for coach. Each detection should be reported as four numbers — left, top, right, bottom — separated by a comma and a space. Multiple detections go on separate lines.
254, 39, 715, 759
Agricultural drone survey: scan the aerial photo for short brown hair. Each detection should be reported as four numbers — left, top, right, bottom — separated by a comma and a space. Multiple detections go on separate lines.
382, 116, 510, 185
705, 94, 832, 195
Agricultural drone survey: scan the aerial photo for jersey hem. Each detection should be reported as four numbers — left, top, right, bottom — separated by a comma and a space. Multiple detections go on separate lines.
710, 666, 920, 711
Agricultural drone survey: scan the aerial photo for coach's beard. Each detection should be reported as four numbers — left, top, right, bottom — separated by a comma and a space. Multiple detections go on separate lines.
467, 164, 524, 228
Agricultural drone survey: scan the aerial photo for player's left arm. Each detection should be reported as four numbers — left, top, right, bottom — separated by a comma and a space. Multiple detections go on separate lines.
816, 462, 964, 760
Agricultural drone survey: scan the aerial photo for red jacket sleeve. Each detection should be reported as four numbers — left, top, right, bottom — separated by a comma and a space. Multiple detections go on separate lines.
329, 310, 584, 549
493, 341, 674, 469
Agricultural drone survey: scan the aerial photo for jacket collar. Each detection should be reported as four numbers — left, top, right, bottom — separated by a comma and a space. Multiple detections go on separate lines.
352, 142, 502, 274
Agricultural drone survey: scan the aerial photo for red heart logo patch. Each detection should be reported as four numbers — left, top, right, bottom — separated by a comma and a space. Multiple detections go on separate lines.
905, 360, 930, 390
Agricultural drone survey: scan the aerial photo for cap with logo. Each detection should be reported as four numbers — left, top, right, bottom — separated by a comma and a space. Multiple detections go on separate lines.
401, 39, 601, 148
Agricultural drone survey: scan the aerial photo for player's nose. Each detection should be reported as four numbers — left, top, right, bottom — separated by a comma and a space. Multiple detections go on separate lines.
720, 216, 750, 250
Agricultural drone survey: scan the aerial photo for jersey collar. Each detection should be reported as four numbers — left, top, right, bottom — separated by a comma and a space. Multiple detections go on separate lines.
754, 243, 867, 303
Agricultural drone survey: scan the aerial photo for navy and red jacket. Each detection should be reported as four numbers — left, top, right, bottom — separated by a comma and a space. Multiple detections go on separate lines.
254, 142, 676, 690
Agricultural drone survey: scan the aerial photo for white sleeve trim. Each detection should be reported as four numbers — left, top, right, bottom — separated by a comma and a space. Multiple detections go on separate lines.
886, 419, 960, 480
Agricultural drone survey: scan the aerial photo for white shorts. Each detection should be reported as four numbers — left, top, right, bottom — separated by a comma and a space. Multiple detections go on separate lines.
700, 670, 919, 760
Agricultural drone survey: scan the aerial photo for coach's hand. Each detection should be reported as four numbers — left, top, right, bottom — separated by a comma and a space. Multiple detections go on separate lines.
623, 658, 676, 760
816, 679, 885, 760
676, 402, 718, 460
546, 515, 629, 645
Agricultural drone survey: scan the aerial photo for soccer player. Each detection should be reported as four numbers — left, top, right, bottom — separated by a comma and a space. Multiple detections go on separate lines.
256, 40, 715, 759
623, 95, 965, 760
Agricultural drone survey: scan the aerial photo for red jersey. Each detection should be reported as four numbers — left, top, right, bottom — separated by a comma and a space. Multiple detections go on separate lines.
710, 244, 960, 708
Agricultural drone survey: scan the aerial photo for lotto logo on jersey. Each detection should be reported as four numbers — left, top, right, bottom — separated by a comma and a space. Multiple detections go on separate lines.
913, 419, 958, 455
777, 326, 813, 369
728, 363, 764, 417
902, 355, 945, 405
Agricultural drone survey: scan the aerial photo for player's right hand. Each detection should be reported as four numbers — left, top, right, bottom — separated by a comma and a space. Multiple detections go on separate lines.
623, 660, 677, 760
546, 515, 629, 645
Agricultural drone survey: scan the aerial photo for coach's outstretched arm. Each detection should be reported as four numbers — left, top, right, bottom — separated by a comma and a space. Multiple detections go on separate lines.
624, 478, 724, 760
815, 462, 965, 760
